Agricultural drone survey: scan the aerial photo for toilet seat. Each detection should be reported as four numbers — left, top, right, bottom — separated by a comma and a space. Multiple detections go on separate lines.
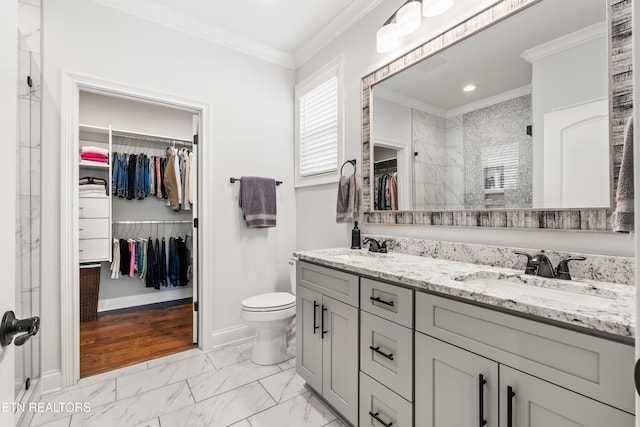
241, 292, 295, 312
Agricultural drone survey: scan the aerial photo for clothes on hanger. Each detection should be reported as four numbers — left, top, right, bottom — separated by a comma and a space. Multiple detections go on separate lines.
374, 169, 398, 211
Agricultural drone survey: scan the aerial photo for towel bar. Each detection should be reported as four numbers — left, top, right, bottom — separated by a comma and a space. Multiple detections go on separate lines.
230, 177, 282, 185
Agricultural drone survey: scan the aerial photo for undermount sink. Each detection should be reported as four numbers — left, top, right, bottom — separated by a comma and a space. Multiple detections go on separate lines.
330, 251, 388, 261
458, 275, 616, 308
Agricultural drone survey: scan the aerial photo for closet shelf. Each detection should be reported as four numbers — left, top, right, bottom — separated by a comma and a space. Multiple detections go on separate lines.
79, 160, 109, 169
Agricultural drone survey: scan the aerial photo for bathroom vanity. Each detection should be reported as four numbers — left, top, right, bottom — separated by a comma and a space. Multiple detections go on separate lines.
294, 247, 635, 427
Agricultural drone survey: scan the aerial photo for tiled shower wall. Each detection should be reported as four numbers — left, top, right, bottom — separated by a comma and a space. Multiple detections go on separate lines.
16, 0, 41, 396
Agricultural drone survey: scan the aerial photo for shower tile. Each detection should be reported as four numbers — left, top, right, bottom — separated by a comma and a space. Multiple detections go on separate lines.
117, 354, 214, 399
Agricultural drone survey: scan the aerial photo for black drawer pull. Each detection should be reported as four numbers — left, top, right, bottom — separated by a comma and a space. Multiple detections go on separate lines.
370, 296, 394, 307
313, 301, 319, 334
507, 386, 516, 427
479, 374, 487, 427
321, 305, 328, 339
369, 411, 393, 427
369, 345, 394, 360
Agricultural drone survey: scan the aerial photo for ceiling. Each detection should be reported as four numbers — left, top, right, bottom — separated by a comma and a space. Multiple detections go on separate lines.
375, 0, 605, 113
90, 0, 385, 68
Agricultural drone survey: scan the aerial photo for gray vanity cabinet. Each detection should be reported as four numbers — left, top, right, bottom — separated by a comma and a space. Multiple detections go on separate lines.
296, 262, 359, 425
500, 365, 634, 426
415, 333, 499, 427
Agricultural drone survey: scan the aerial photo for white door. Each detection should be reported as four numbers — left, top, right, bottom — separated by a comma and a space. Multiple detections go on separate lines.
543, 99, 609, 208
1, 0, 18, 425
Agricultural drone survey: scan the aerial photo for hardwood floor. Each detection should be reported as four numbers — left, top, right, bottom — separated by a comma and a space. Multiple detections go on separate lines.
80, 302, 196, 378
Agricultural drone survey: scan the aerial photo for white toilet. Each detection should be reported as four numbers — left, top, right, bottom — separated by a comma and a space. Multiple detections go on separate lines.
241, 257, 297, 365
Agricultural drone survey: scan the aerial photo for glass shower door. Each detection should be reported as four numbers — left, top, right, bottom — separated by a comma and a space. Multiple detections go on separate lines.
15, 27, 41, 410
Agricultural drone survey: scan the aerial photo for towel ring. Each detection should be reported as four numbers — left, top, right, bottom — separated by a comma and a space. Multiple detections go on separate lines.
340, 159, 357, 176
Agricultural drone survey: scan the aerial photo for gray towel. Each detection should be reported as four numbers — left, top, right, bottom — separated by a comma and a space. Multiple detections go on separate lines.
612, 116, 634, 232
336, 175, 358, 223
239, 176, 277, 228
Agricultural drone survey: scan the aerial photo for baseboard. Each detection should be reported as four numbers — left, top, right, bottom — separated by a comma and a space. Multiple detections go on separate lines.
97, 288, 193, 312
209, 324, 254, 350
40, 370, 62, 395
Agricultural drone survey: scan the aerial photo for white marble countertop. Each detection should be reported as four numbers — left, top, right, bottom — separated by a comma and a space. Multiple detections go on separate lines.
294, 248, 636, 340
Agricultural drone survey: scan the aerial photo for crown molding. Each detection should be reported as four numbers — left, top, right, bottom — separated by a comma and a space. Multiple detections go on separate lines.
374, 86, 447, 118
521, 21, 606, 63
90, 0, 296, 69
446, 85, 531, 118
294, 0, 385, 68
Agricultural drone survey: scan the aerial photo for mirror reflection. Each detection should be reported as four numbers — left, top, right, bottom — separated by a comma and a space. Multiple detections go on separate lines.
371, 0, 608, 211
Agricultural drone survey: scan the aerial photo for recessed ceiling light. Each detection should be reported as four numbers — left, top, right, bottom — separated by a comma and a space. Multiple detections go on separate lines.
463, 84, 476, 92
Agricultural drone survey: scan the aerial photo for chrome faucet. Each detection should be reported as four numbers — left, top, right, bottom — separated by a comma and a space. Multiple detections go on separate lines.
363, 238, 390, 253
513, 250, 586, 280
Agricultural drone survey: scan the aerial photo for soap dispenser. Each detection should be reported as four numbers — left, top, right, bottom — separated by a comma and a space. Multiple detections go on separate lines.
351, 221, 361, 249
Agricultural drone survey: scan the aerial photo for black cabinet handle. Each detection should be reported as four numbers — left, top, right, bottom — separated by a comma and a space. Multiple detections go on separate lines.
635, 359, 640, 395
368, 411, 393, 427
479, 374, 487, 426
321, 305, 328, 339
369, 296, 394, 307
507, 386, 516, 427
369, 345, 394, 360
313, 301, 319, 334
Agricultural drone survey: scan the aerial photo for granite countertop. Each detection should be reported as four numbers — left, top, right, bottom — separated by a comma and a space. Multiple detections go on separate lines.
294, 248, 636, 340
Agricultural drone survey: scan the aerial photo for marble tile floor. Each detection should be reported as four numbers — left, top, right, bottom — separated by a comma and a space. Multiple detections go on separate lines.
30, 341, 348, 427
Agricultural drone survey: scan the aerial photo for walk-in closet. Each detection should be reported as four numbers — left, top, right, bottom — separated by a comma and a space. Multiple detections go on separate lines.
77, 92, 199, 378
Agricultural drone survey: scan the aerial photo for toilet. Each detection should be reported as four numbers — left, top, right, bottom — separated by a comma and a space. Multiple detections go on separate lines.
241, 257, 297, 365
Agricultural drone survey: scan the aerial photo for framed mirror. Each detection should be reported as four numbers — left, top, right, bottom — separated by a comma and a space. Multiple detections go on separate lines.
361, 0, 632, 230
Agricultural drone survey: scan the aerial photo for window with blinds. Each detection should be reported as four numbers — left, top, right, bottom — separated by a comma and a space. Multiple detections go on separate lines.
482, 143, 519, 190
299, 76, 338, 177
295, 57, 343, 187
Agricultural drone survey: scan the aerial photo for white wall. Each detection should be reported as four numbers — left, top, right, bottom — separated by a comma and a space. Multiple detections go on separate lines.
295, 0, 633, 257
42, 0, 296, 387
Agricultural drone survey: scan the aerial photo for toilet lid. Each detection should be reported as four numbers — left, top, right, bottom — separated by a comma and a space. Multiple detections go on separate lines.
242, 292, 296, 312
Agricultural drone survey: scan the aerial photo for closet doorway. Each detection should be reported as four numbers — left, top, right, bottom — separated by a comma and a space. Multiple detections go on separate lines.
77, 91, 199, 378
60, 74, 210, 386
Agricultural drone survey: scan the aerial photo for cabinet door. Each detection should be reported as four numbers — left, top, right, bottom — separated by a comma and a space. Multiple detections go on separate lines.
322, 296, 359, 426
296, 285, 323, 393
415, 332, 499, 427
500, 365, 634, 427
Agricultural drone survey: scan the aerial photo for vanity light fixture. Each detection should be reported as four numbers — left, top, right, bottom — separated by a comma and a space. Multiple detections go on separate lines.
422, 0, 455, 17
377, 0, 455, 53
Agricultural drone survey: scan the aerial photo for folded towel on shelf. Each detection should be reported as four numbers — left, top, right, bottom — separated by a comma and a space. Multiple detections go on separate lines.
612, 116, 634, 232
79, 184, 108, 195
81, 145, 110, 157
80, 152, 109, 163
239, 176, 277, 228
336, 175, 358, 223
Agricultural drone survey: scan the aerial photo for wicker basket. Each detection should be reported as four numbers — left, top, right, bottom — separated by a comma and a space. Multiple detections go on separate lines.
79, 265, 101, 322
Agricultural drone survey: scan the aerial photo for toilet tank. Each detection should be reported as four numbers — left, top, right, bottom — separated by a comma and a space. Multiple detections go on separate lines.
289, 256, 298, 294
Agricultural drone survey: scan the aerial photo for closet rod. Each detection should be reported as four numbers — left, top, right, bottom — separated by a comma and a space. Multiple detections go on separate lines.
112, 220, 192, 225
112, 133, 192, 146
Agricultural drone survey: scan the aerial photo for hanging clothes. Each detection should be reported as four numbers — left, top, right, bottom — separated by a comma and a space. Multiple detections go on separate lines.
164, 148, 180, 210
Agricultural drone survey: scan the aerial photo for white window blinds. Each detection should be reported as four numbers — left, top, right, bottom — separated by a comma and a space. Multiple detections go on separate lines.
482, 143, 519, 189
298, 76, 338, 177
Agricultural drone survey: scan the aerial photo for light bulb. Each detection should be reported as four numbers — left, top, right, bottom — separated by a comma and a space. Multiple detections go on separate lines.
396, 1, 422, 37
423, 0, 454, 17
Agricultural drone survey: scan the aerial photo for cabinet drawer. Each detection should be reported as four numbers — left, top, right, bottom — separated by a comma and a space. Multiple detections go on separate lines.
361, 278, 413, 328
79, 197, 109, 218
360, 372, 413, 427
415, 291, 634, 414
297, 261, 358, 307
79, 238, 110, 262
79, 218, 110, 240
360, 311, 413, 401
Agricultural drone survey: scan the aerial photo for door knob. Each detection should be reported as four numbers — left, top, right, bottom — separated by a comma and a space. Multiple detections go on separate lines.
0, 311, 40, 346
